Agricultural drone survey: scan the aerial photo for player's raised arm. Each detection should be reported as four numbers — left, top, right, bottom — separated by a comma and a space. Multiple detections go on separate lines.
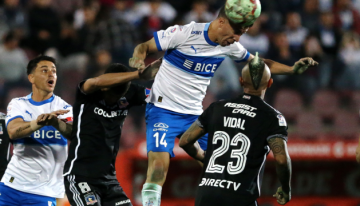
179, 122, 207, 162
82, 59, 162, 94
267, 137, 292, 205
129, 38, 158, 69
246, 54, 318, 74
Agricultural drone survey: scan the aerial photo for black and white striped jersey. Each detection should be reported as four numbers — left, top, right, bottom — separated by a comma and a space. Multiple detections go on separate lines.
0, 112, 10, 179
64, 81, 146, 179
195, 93, 288, 206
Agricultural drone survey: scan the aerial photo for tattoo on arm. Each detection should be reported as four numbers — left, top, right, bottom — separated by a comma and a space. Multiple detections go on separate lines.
268, 137, 286, 155
15, 125, 30, 135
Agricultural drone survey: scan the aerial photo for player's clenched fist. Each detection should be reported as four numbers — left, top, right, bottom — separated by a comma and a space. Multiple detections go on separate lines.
273, 187, 291, 205
292, 57, 319, 74
129, 56, 146, 69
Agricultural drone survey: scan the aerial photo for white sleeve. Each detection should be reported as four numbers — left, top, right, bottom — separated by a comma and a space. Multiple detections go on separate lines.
5, 99, 24, 126
153, 22, 193, 51
229, 42, 251, 63
58, 101, 73, 123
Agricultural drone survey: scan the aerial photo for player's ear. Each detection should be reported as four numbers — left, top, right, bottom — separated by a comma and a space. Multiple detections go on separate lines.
267, 78, 273, 88
28, 74, 34, 84
239, 77, 244, 87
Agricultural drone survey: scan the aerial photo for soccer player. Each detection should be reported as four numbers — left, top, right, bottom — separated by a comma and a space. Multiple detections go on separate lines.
63, 60, 161, 206
0, 56, 73, 206
0, 112, 10, 180
129, 2, 315, 205
179, 55, 292, 206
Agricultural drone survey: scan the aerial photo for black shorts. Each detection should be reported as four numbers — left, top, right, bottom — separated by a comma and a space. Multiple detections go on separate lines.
64, 174, 132, 206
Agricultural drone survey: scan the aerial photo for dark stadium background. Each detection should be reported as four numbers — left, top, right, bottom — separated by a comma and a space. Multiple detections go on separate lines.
0, 0, 359, 205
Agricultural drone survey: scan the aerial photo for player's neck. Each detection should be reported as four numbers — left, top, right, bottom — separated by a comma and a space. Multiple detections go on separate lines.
31, 87, 53, 102
207, 22, 218, 43
243, 88, 265, 100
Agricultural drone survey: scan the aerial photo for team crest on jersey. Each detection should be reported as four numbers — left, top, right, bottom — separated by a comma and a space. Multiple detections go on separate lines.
243, 95, 251, 100
277, 115, 287, 127
119, 98, 129, 109
84, 192, 98, 205
0, 123, 3, 135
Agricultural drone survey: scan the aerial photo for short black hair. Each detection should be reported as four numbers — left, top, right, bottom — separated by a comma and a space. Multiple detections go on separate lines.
105, 63, 135, 94
27, 56, 56, 75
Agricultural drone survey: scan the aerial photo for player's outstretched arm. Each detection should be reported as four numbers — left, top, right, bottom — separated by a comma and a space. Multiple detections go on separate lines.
179, 122, 206, 162
7, 110, 69, 140
267, 137, 292, 205
356, 137, 360, 163
246, 54, 318, 74
129, 38, 159, 69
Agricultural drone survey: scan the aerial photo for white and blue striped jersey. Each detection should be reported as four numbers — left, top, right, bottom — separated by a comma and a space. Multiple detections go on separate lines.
2, 94, 73, 198
148, 21, 250, 115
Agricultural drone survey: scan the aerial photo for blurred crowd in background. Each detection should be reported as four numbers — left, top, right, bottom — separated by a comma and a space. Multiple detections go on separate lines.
0, 0, 359, 147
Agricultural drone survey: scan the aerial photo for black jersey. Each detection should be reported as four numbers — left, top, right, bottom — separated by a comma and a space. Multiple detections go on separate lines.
195, 94, 288, 206
0, 112, 10, 179
64, 81, 147, 179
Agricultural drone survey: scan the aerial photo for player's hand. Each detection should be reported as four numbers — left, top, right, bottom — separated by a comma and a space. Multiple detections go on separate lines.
129, 56, 146, 69
50, 109, 70, 117
139, 58, 162, 80
273, 187, 291, 205
292, 57, 318, 74
36, 113, 58, 126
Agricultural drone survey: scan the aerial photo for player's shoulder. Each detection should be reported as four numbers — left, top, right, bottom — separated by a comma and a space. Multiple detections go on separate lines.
9, 95, 30, 105
258, 99, 284, 118
53, 94, 72, 109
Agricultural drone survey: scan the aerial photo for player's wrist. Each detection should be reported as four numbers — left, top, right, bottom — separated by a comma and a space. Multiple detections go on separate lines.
30, 120, 42, 131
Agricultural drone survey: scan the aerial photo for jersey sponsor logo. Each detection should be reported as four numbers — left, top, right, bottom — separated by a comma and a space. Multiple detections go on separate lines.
33, 128, 62, 139
153, 122, 168, 132
12, 126, 67, 145
199, 178, 241, 191
164, 49, 225, 77
277, 114, 287, 126
94, 107, 128, 118
115, 199, 131, 205
25, 110, 33, 118
63, 105, 71, 109
84, 192, 98, 205
224, 117, 245, 130
191, 31, 202, 35
225, 103, 257, 117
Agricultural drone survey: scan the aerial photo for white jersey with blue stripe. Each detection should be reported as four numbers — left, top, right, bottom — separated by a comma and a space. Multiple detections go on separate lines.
148, 21, 250, 115
2, 94, 73, 198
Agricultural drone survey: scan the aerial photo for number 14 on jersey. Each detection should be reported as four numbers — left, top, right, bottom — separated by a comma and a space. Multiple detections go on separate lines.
154, 132, 167, 147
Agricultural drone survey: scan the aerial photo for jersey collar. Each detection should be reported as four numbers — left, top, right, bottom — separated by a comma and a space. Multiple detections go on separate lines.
204, 22, 219, 46
27, 93, 55, 106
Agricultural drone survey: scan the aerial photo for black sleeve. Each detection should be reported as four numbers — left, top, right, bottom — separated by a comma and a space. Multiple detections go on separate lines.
125, 83, 148, 106
266, 113, 288, 142
196, 102, 216, 132
75, 80, 101, 103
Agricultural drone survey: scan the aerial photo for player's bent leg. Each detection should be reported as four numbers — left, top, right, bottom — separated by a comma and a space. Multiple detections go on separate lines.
142, 151, 170, 206
64, 175, 101, 206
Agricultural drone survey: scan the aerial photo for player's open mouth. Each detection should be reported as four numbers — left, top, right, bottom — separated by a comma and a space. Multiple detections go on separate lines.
48, 80, 54, 87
